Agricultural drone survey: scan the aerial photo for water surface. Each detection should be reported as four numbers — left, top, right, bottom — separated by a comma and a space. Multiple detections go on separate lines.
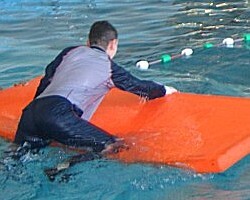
0, 0, 250, 199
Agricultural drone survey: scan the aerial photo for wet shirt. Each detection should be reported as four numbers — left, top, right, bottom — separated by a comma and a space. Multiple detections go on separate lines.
35, 45, 166, 120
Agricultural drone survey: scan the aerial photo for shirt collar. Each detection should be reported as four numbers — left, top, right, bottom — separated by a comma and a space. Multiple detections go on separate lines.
90, 45, 106, 52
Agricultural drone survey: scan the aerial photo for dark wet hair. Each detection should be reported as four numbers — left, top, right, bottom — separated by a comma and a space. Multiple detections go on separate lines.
88, 21, 118, 49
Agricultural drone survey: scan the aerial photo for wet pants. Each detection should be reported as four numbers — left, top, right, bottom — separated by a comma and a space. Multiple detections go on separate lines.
14, 95, 116, 152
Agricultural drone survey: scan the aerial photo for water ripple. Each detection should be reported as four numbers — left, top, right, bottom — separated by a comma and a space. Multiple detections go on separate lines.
0, 1, 250, 199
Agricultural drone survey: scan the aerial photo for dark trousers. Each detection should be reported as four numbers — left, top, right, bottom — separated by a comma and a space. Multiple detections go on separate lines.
14, 95, 115, 152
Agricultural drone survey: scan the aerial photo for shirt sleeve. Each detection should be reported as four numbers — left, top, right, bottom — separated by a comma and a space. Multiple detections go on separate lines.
34, 46, 79, 98
110, 61, 166, 100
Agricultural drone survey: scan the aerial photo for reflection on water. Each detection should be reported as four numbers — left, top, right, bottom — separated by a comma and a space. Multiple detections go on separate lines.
170, 1, 249, 47
0, 0, 249, 71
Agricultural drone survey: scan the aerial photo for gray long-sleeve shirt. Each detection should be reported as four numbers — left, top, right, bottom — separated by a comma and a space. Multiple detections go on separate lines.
35, 45, 166, 120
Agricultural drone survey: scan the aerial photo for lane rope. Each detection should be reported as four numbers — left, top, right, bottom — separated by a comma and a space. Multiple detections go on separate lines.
136, 33, 250, 70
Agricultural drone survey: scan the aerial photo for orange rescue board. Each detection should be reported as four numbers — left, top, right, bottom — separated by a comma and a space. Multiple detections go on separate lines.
0, 77, 250, 173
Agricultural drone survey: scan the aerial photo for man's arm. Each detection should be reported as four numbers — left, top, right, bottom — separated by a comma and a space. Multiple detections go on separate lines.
111, 61, 167, 100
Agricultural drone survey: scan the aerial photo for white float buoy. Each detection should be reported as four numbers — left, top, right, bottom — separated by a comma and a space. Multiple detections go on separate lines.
181, 48, 194, 56
222, 38, 235, 47
136, 60, 149, 70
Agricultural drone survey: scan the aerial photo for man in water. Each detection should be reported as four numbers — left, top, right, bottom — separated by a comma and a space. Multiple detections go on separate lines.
14, 21, 177, 155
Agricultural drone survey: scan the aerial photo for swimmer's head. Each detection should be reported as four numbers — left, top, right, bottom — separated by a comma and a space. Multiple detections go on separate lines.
87, 21, 118, 59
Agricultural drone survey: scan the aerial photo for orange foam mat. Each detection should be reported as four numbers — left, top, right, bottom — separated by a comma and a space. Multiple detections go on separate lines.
0, 76, 250, 173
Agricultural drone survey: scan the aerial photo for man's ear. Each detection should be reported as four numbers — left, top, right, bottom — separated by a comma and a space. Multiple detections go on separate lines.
106, 39, 118, 59
108, 39, 118, 50
86, 40, 90, 47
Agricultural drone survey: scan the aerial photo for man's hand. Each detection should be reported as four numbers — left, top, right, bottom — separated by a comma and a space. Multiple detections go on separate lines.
164, 86, 178, 95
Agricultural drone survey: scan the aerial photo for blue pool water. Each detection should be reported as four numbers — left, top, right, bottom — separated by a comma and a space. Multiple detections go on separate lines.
0, 0, 250, 199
